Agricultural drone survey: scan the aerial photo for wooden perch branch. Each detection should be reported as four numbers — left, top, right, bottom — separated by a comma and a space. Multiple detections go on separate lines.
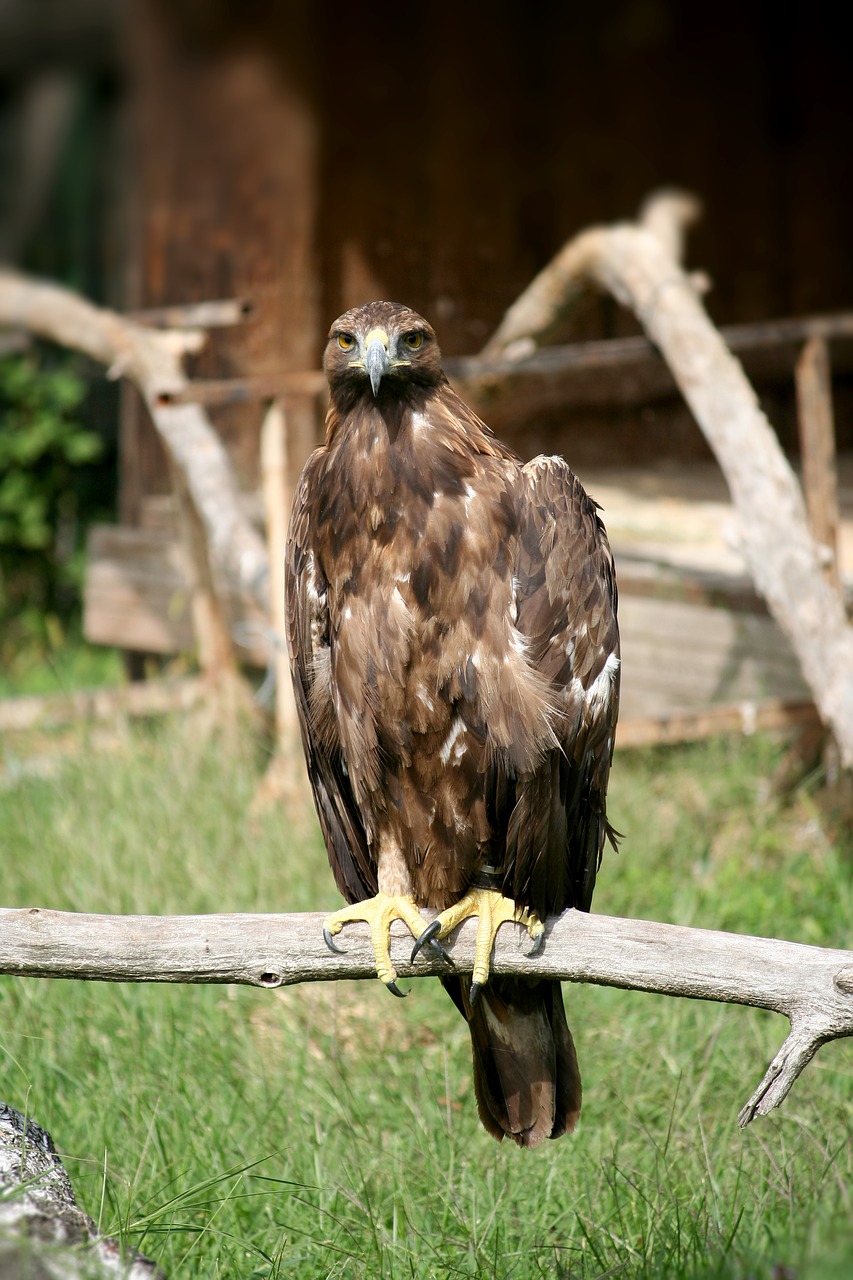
1, 906, 851, 1128
482, 192, 853, 765
0, 270, 270, 616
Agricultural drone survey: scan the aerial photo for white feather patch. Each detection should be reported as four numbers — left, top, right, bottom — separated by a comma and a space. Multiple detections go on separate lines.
439, 715, 467, 765
585, 652, 621, 711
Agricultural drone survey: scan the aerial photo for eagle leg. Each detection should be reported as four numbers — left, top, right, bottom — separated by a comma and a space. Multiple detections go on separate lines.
412, 889, 544, 1004
323, 893, 429, 996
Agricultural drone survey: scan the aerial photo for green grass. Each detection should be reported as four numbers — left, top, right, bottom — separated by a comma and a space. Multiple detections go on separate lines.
0, 623, 124, 699
1, 717, 852, 1278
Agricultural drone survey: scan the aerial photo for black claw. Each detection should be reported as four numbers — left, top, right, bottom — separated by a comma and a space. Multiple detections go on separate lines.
527, 931, 546, 958
469, 980, 482, 1006
385, 979, 408, 998
429, 936, 453, 964
323, 927, 346, 955
411, 918, 444, 964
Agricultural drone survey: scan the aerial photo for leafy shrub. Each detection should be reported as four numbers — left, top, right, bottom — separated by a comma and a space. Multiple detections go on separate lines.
0, 352, 111, 655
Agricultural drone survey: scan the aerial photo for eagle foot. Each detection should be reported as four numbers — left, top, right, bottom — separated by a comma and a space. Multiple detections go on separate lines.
412, 889, 544, 1002
323, 893, 429, 995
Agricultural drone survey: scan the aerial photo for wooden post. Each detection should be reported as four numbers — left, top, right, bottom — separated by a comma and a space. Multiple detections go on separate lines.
259, 399, 299, 750
795, 336, 841, 592
167, 459, 240, 684
251, 398, 313, 815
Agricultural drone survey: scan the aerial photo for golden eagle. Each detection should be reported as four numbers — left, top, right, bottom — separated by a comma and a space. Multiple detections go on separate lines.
285, 301, 620, 1147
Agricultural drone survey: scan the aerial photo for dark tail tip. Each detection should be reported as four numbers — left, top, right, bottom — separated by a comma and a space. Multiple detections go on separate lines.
443, 975, 581, 1147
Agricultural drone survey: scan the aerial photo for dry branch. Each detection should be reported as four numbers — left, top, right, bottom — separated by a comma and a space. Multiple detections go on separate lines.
482, 192, 853, 765
129, 296, 250, 330
1, 905, 851, 1128
796, 335, 841, 591
481, 190, 700, 359
0, 270, 270, 615
260, 399, 298, 749
250, 400, 312, 811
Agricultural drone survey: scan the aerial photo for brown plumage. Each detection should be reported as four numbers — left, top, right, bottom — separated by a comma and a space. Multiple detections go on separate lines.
285, 301, 620, 1147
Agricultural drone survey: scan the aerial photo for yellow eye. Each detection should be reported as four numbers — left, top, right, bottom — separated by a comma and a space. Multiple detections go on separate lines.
338, 333, 356, 351
403, 331, 423, 350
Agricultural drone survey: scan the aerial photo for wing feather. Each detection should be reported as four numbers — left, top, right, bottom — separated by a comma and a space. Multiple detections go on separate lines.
501, 456, 620, 918
285, 452, 377, 904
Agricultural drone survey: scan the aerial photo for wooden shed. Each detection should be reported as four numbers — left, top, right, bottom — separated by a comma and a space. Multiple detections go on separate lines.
11, 0, 850, 734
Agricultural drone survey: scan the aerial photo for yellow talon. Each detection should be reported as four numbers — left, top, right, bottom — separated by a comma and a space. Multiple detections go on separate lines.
323, 892, 428, 993
428, 888, 544, 996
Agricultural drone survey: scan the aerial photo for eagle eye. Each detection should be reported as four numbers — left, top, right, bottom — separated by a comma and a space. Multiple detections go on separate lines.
338, 333, 356, 351
402, 331, 423, 350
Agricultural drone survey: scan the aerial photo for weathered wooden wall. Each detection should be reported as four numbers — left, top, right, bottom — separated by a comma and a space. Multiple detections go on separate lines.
121, 0, 853, 505
120, 0, 322, 523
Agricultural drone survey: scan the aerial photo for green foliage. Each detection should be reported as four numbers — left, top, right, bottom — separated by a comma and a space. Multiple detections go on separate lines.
1, 723, 852, 1278
0, 352, 113, 667
0, 355, 97, 549
0, 618, 123, 699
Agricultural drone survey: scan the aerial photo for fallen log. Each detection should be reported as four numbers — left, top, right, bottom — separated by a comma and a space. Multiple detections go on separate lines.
1, 905, 850, 1129
0, 1102, 163, 1278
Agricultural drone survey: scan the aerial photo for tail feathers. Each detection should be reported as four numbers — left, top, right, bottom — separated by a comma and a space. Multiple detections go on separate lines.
442, 976, 581, 1148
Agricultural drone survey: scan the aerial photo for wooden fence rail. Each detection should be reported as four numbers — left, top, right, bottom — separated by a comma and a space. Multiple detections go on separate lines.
2, 906, 851, 1130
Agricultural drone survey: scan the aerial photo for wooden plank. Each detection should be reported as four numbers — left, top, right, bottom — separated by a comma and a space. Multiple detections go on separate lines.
121, 0, 323, 528
83, 573, 195, 654
0, 678, 207, 733
614, 556, 763, 613
153, 310, 853, 418
724, 312, 853, 349
84, 524, 812, 726
138, 491, 264, 534
445, 315, 853, 421
619, 593, 806, 661
796, 336, 841, 590
167, 460, 240, 681
83, 525, 269, 664
455, 311, 853, 382
617, 593, 810, 721
617, 699, 820, 749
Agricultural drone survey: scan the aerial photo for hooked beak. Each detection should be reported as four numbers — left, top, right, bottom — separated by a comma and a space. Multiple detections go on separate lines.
363, 327, 391, 396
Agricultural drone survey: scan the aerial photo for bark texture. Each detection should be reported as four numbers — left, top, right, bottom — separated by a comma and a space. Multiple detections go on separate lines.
1, 906, 851, 1127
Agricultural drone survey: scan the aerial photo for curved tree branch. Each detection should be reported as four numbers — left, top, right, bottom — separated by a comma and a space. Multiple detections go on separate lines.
1, 905, 851, 1127
0, 269, 270, 612
480, 189, 701, 360
481, 193, 853, 765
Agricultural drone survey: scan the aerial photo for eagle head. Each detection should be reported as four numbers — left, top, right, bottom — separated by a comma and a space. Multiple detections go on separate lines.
323, 301, 443, 403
